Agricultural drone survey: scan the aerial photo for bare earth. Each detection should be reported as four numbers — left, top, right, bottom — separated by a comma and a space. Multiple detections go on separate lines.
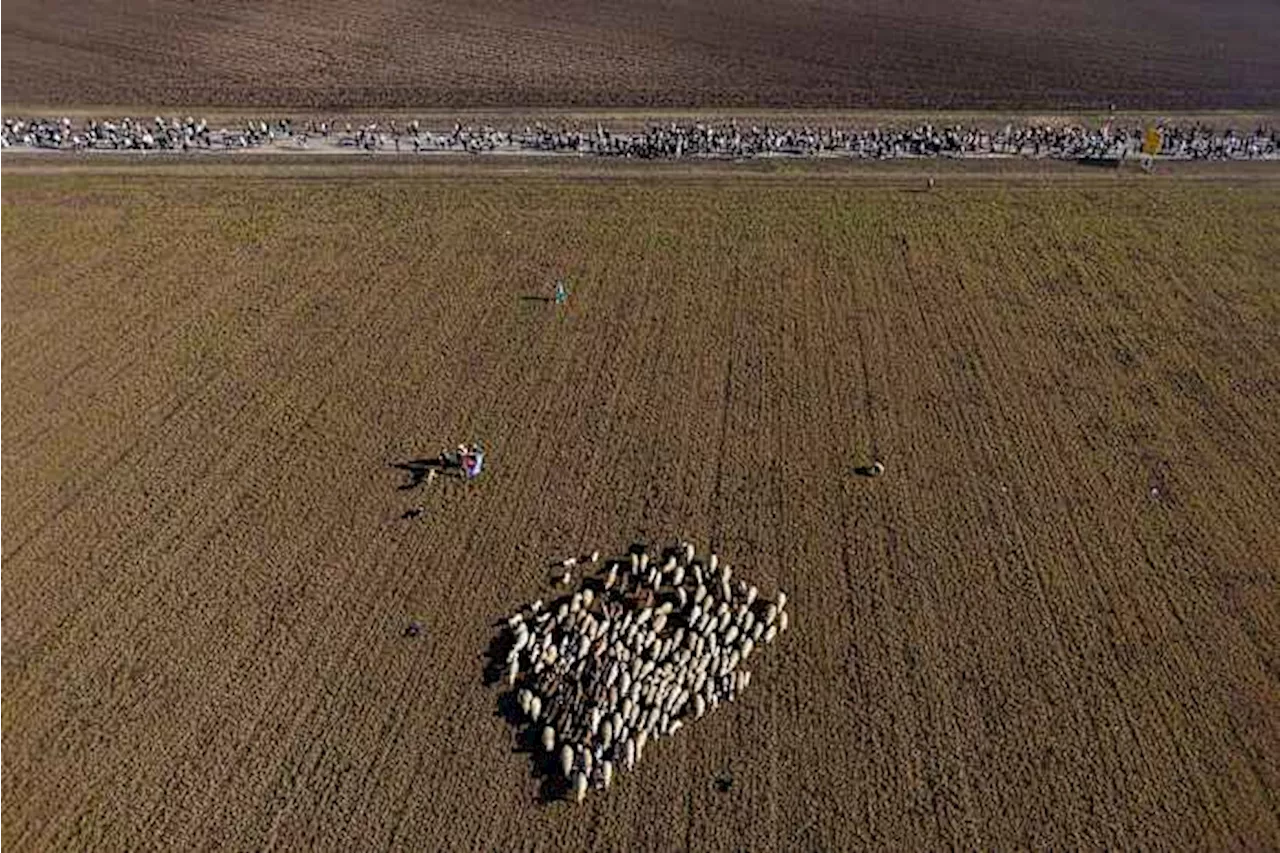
5, 0, 1279, 845
4, 0, 1280, 109
3, 162, 1278, 849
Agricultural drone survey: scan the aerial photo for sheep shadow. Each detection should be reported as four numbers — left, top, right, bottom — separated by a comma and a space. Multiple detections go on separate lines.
483, 616, 576, 805
495, 687, 570, 804
482, 627, 514, 687
853, 464, 883, 478
483, 561, 631, 806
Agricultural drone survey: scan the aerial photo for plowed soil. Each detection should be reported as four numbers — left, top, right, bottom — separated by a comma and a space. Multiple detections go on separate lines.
3, 165, 1279, 849
4, 0, 1280, 110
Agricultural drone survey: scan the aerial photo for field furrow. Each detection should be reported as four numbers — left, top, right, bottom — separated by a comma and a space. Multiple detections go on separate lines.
3, 169, 1278, 849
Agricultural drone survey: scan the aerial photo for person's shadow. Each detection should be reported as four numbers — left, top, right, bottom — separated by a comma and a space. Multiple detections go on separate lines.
391, 456, 457, 489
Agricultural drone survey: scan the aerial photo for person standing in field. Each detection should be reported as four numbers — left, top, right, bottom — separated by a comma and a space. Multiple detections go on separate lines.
466, 444, 485, 479
554, 279, 569, 306
459, 443, 485, 479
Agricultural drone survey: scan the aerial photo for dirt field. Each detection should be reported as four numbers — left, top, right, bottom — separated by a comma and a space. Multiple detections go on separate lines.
3, 165, 1279, 849
5, 0, 1280, 110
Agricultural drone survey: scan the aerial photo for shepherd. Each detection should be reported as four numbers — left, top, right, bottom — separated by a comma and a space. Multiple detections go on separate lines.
554, 279, 569, 306
435, 442, 485, 479
460, 443, 486, 480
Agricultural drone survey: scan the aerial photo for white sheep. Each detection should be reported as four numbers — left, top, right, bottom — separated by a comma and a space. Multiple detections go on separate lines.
495, 547, 787, 802
600, 718, 614, 749
560, 745, 574, 779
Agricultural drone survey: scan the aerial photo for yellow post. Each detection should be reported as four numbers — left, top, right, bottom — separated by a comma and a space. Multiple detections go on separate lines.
1143, 126, 1162, 156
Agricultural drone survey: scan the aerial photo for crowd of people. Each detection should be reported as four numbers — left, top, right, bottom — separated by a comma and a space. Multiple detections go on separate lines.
3, 114, 1276, 161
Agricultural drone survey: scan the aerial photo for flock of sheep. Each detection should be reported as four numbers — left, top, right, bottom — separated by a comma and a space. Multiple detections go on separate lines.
494, 542, 788, 803
4, 115, 1278, 162
501, 120, 1280, 162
